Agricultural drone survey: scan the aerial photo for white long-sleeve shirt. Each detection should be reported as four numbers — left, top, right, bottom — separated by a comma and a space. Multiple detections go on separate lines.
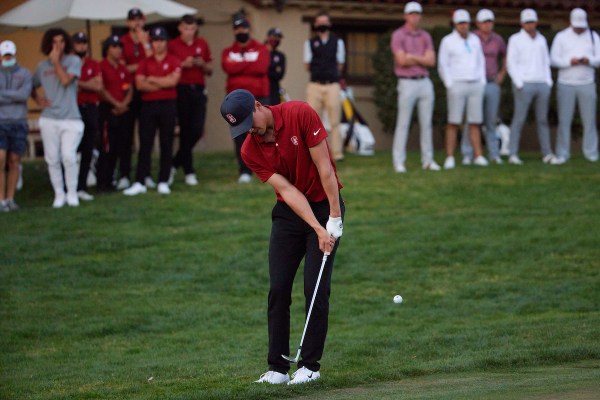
550, 27, 600, 86
507, 29, 552, 88
437, 30, 486, 88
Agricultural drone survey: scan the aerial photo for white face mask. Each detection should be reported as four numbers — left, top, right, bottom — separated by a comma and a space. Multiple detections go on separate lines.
2, 58, 16, 67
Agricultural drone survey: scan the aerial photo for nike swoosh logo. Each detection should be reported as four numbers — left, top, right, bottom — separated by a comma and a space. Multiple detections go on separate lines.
313, 128, 321, 136
308, 373, 313, 378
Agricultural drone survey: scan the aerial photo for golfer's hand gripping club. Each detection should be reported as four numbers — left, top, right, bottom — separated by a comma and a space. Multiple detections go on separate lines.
326, 216, 343, 239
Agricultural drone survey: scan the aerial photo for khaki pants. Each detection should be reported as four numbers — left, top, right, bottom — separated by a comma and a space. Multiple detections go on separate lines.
306, 82, 343, 160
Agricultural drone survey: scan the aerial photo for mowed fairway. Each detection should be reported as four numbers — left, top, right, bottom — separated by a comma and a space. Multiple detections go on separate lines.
1, 151, 599, 399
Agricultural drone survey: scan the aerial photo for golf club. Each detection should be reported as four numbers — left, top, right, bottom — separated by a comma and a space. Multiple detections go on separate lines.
282, 251, 329, 363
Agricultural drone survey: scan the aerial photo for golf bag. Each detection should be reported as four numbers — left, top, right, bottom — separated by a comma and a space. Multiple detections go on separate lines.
338, 89, 375, 156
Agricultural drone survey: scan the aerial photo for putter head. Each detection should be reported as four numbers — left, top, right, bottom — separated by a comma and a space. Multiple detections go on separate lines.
281, 354, 299, 363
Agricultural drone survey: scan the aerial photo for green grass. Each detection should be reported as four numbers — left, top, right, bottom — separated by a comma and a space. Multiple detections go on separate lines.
1, 151, 599, 399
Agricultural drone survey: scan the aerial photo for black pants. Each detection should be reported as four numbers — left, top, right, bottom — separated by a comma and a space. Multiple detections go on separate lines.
96, 103, 130, 190
135, 100, 176, 184
267, 196, 345, 374
234, 96, 269, 176
174, 84, 207, 175
120, 90, 142, 180
77, 104, 99, 191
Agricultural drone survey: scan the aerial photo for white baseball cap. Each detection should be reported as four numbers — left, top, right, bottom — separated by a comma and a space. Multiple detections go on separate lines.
453, 9, 470, 24
404, 2, 423, 14
520, 8, 538, 23
0, 40, 16, 56
570, 8, 588, 29
476, 9, 495, 23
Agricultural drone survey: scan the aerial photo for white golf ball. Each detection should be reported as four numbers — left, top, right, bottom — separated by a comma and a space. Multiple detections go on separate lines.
393, 295, 403, 304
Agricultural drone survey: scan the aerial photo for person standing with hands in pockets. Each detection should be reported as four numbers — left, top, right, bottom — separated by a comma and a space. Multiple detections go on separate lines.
220, 89, 344, 385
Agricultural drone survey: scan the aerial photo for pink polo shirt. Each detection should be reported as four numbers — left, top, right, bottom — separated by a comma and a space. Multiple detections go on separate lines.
474, 30, 506, 80
390, 25, 433, 78
241, 101, 342, 203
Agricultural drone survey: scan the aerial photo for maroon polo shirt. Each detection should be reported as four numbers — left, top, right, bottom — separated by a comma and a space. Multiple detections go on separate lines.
100, 59, 131, 102
168, 36, 212, 85
78, 57, 101, 105
136, 54, 181, 101
390, 25, 433, 78
242, 101, 342, 202
474, 30, 507, 80
120, 32, 146, 72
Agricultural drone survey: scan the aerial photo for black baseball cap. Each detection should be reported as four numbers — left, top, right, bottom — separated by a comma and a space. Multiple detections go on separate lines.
150, 26, 169, 41
220, 89, 255, 139
267, 27, 283, 38
104, 35, 122, 47
233, 17, 250, 29
72, 31, 88, 43
128, 8, 144, 20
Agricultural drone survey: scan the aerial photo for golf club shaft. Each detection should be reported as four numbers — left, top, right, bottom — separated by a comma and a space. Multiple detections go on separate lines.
283, 252, 329, 363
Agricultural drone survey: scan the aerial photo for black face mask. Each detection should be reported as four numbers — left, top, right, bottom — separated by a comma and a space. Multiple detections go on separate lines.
75, 50, 87, 58
235, 33, 250, 43
315, 25, 330, 33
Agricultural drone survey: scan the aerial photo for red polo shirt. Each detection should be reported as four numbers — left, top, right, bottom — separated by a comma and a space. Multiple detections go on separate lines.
100, 59, 131, 102
136, 54, 181, 101
242, 101, 342, 202
120, 32, 146, 71
168, 36, 212, 85
78, 57, 101, 105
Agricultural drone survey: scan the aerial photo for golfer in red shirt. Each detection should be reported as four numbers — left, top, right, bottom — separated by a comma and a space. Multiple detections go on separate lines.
220, 89, 345, 385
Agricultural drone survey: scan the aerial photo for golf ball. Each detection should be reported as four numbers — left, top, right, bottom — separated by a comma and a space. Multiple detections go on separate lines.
393, 295, 403, 304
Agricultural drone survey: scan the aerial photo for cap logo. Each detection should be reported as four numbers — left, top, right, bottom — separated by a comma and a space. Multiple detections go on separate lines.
291, 136, 298, 146
226, 114, 237, 124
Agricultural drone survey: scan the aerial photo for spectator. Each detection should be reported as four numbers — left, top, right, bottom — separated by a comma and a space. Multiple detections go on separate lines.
390, 2, 439, 173
220, 89, 344, 385
124, 27, 181, 196
265, 27, 286, 105
550, 8, 600, 164
506, 9, 556, 165
0, 40, 32, 212
221, 15, 270, 183
304, 11, 345, 161
32, 28, 84, 208
96, 35, 133, 192
438, 9, 488, 169
119, 7, 153, 190
169, 14, 213, 186
72, 31, 102, 201
460, 9, 507, 165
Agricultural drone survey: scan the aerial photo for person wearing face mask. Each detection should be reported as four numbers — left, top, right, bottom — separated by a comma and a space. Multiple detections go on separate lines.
0, 40, 32, 212
221, 15, 270, 183
72, 32, 102, 202
265, 27, 286, 106
304, 11, 346, 161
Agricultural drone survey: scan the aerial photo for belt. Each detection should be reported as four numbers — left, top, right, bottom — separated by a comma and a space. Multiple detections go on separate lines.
311, 80, 336, 85
398, 76, 427, 80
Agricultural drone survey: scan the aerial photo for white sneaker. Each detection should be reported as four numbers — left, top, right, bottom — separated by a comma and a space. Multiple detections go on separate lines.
145, 176, 157, 189
168, 167, 176, 185
491, 156, 503, 164
542, 154, 558, 164
77, 190, 94, 201
66, 192, 79, 207
422, 161, 441, 171
473, 155, 489, 167
238, 173, 252, 183
53, 192, 66, 208
551, 156, 566, 165
394, 164, 406, 173
443, 156, 455, 170
254, 371, 290, 384
116, 177, 130, 190
185, 173, 198, 186
288, 367, 320, 385
123, 182, 147, 196
508, 155, 524, 165
462, 156, 472, 166
157, 182, 171, 195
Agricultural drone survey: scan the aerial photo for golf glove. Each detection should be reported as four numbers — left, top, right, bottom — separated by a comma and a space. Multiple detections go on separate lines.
326, 216, 343, 239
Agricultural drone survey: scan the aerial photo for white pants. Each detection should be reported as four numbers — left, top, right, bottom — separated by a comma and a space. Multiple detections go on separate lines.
39, 117, 84, 195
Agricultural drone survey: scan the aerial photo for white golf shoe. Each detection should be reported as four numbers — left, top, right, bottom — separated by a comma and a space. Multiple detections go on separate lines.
443, 156, 455, 170
157, 182, 171, 195
288, 367, 320, 385
422, 161, 441, 171
254, 371, 290, 384
124, 182, 147, 196
116, 177, 130, 190
238, 173, 252, 183
185, 173, 198, 186
473, 155, 489, 167
508, 155, 524, 165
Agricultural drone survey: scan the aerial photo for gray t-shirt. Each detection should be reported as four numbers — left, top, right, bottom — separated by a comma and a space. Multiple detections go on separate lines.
33, 54, 81, 120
